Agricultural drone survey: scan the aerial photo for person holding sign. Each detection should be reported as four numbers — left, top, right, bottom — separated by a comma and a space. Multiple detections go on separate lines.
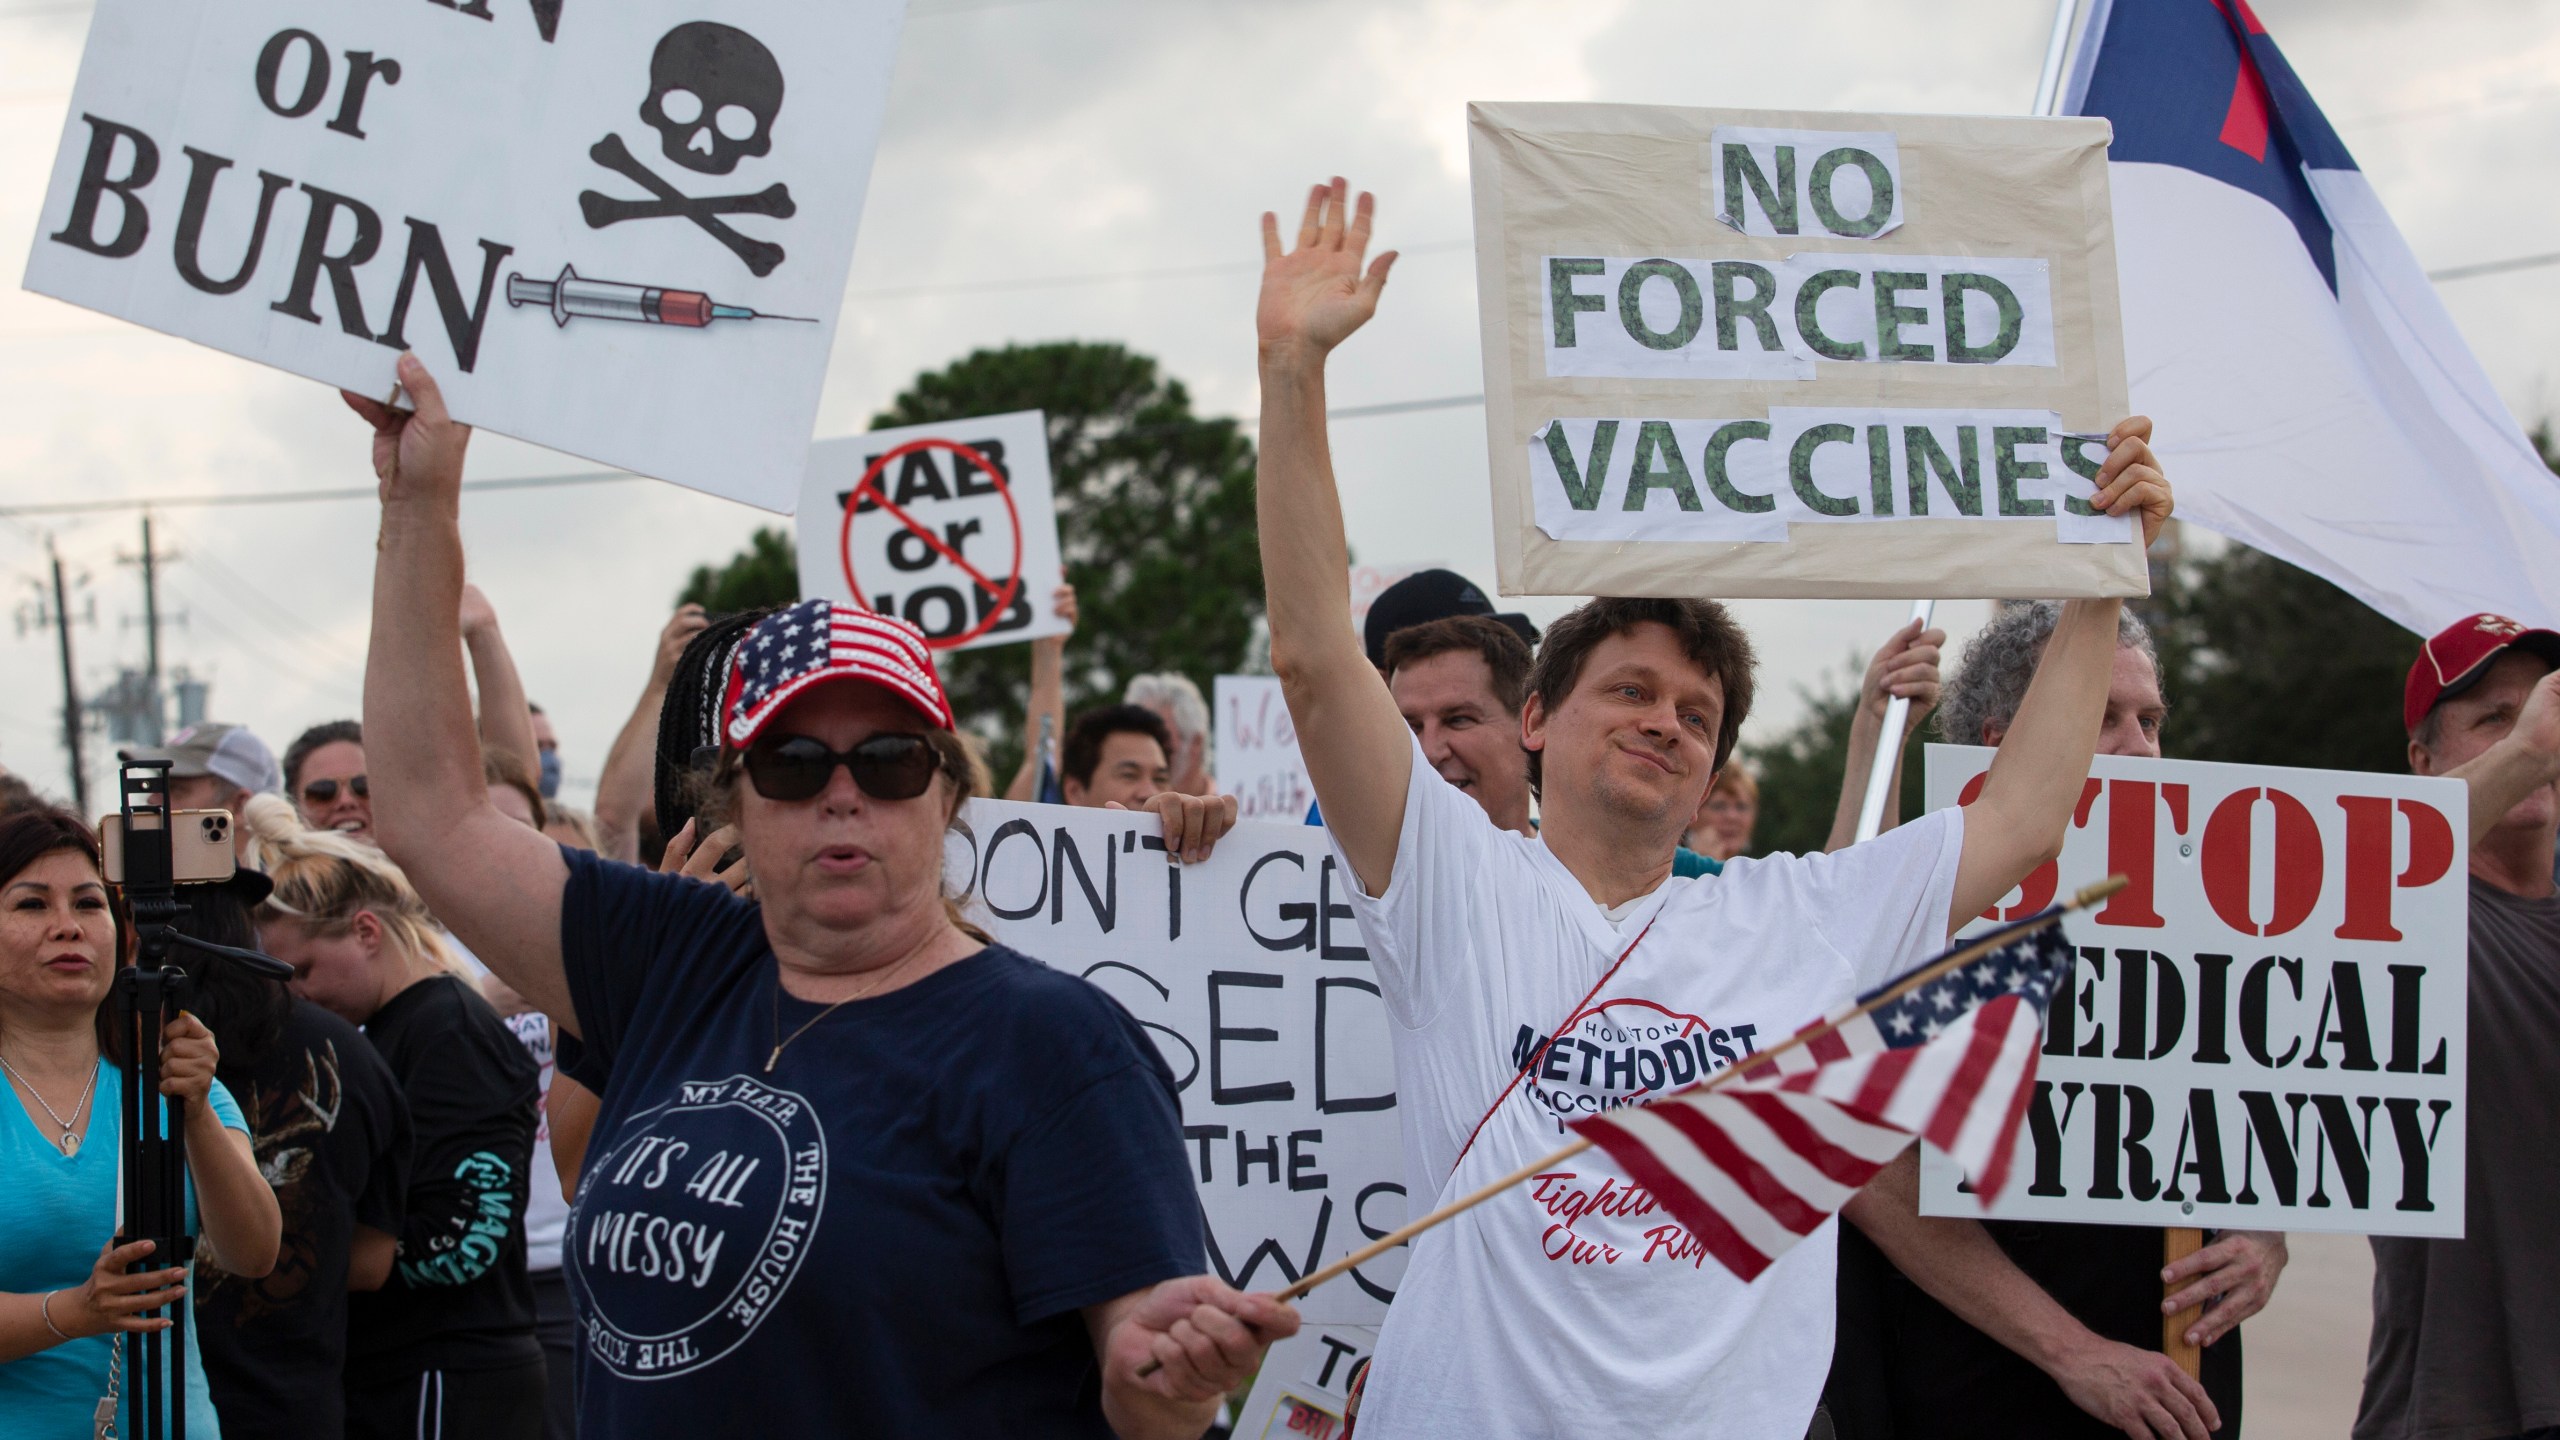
348, 354, 1291, 1440
1827, 602, 2279, 1440
1252, 178, 2171, 1440
2360, 615, 2560, 1440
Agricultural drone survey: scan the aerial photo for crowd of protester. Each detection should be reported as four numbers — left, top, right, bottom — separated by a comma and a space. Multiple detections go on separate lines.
0, 177, 2552, 1440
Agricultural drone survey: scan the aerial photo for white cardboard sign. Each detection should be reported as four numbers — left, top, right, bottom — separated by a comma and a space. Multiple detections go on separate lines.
1470, 102, 2146, 601
796, 411, 1068, 653
25, 0, 905, 511
949, 802, 1406, 1322
1919, 748, 2469, 1238
1229, 1322, 1377, 1440
1215, 676, 1314, 823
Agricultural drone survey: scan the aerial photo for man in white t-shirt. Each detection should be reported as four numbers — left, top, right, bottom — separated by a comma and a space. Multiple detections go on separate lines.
1250, 178, 2175, 1440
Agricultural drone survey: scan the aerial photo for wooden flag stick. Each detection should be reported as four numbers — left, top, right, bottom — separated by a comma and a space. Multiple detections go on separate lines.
2163, 1227, 2205, 1377
1267, 875, 2129, 1306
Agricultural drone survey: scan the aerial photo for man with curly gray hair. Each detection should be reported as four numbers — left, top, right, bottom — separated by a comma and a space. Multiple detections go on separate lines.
1938, 601, 2166, 754
1829, 599, 2291, 1440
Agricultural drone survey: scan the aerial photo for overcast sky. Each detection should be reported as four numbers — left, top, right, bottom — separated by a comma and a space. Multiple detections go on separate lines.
2, 0, 2554, 810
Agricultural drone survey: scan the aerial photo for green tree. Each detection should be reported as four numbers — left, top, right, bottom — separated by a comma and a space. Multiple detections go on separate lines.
2147, 543, 2420, 775
678, 342, 1262, 775
1738, 663, 1924, 858
679, 527, 796, 614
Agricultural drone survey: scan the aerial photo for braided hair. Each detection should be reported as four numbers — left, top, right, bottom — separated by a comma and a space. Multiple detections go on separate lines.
652, 607, 777, 843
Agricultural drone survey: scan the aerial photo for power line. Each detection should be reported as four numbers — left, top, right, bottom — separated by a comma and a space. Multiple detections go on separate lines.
2427, 250, 2560, 283
846, 239, 1469, 300
0, 392, 1486, 518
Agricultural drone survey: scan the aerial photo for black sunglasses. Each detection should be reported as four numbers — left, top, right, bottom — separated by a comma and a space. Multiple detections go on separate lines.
301, 775, 368, 804
743, 734, 940, 804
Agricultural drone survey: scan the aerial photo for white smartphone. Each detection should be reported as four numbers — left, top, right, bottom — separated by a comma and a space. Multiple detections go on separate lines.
99, 809, 238, 886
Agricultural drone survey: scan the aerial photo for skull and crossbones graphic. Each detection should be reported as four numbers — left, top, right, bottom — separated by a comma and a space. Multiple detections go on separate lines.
579, 22, 793, 277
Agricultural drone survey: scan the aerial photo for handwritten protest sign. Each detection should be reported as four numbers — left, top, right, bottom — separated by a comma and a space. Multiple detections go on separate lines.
1918, 748, 2468, 1238
950, 802, 1406, 1322
1215, 676, 1314, 823
24, 0, 904, 511
1230, 1322, 1377, 1440
1468, 103, 2143, 600
796, 411, 1068, 652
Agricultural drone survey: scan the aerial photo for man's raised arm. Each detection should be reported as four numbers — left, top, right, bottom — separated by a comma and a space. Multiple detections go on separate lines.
1256, 178, 1411, 895
1948, 417, 2174, 931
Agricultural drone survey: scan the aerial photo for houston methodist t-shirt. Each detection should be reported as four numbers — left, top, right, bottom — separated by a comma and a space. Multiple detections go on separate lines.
1340, 736, 1963, 1440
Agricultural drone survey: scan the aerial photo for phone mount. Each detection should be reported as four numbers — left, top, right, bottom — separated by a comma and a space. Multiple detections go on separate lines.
109, 759, 290, 1440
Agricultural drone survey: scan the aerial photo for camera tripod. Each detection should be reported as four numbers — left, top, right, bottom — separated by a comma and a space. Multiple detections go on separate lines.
107, 761, 290, 1440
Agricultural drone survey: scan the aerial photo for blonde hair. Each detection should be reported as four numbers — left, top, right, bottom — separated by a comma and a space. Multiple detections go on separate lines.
238, 793, 462, 973
543, 803, 599, 851
1710, 763, 1758, 806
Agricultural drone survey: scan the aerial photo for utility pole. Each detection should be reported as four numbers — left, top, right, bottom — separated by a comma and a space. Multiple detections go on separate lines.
48, 540, 89, 816
116, 511, 179, 746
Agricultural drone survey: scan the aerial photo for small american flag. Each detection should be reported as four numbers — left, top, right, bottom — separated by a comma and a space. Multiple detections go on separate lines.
1569, 916, 2074, 1281
723, 598, 955, 745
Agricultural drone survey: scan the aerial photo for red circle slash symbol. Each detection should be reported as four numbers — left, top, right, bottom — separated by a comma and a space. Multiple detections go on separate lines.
837, 438, 1025, 650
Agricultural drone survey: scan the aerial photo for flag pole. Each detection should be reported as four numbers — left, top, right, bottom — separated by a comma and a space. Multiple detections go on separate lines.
1137, 877, 2122, 1372
1266, 875, 2127, 1306
1854, 598, 1936, 842
2032, 0, 2083, 117
1851, 0, 2087, 848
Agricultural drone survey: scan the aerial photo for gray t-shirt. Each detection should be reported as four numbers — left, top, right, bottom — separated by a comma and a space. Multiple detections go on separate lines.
2357, 875, 2560, 1440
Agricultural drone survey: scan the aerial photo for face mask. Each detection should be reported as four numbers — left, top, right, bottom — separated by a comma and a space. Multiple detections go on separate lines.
538, 747, 563, 799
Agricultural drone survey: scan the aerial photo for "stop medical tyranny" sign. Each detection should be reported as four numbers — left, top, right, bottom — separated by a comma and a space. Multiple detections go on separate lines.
1919, 748, 2468, 1239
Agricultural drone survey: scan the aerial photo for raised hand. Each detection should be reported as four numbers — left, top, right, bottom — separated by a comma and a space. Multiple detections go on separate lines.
1862, 616, 1946, 736
458, 582, 500, 642
2088, 416, 2174, 550
651, 604, 711, 689
341, 352, 470, 508
1258, 177, 1398, 361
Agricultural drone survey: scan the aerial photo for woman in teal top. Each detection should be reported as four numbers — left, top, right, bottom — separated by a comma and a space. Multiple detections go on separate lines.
0, 808, 282, 1437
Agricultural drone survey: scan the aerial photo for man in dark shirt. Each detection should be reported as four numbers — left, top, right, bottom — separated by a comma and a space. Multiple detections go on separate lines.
196, 997, 412, 1437
2359, 614, 2560, 1440
1827, 602, 2284, 1440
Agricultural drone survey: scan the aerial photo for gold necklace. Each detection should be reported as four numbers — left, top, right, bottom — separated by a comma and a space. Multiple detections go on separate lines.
1, 1053, 99, 1155
766, 954, 919, 1073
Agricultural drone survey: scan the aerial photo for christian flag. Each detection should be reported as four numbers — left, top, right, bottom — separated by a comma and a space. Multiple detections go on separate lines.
1568, 918, 2073, 1282
2066, 0, 2560, 633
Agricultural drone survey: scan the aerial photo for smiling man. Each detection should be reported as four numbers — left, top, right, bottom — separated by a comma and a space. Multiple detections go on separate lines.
1253, 178, 2173, 1440
1383, 616, 1535, 837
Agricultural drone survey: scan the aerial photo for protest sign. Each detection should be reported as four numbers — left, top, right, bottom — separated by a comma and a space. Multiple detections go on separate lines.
1229, 1322, 1377, 1440
1917, 748, 2468, 1238
796, 410, 1067, 652
1215, 676, 1314, 823
949, 802, 1406, 1321
24, 0, 904, 511
1468, 103, 2144, 600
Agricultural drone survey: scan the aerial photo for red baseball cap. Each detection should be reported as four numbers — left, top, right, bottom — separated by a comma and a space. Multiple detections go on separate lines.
722, 599, 956, 745
2404, 612, 2560, 732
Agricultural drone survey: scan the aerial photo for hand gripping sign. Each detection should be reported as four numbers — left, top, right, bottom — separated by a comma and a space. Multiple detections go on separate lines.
795, 410, 1068, 653
25, 0, 907, 511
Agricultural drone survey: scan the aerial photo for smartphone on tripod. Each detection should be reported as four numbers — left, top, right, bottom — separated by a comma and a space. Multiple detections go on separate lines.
99, 809, 237, 886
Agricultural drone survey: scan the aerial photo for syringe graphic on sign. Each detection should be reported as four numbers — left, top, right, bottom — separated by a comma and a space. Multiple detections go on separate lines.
505, 265, 814, 330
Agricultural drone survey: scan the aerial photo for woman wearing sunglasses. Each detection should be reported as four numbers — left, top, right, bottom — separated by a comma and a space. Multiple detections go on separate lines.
346, 356, 1287, 1440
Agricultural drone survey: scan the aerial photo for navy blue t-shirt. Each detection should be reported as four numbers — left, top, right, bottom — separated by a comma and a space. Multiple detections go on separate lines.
555, 846, 1205, 1437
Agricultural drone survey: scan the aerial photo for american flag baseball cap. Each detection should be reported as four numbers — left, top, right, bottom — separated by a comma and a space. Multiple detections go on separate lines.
722, 599, 956, 745
2405, 612, 2560, 732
